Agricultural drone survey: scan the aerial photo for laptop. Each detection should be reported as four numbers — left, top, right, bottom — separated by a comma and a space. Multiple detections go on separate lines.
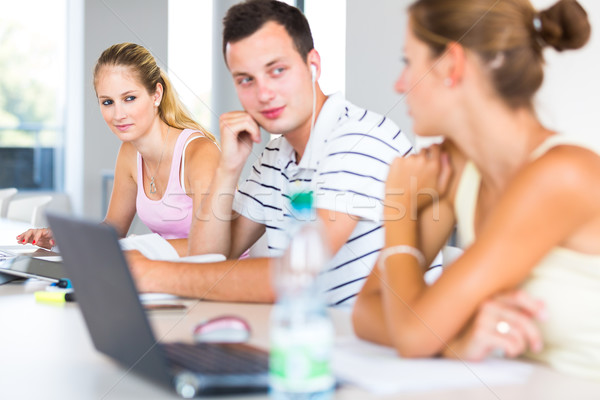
0, 252, 67, 285
46, 212, 269, 397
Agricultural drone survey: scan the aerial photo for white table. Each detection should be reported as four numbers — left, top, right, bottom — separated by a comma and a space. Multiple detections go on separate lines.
2, 280, 600, 399
2, 222, 600, 399
0, 218, 32, 246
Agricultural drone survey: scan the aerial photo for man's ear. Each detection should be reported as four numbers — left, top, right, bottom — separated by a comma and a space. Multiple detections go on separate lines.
306, 49, 321, 81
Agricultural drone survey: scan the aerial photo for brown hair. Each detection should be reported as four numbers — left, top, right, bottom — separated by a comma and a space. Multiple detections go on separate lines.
409, 0, 591, 108
93, 42, 216, 143
222, 0, 314, 63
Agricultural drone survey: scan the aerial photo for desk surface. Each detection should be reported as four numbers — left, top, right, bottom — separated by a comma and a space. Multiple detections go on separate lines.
2, 222, 600, 399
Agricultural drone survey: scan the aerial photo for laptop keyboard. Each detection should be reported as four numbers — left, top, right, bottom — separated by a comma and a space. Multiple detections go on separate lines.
164, 342, 269, 375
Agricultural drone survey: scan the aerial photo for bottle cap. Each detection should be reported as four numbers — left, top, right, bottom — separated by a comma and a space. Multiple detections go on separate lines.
290, 191, 313, 212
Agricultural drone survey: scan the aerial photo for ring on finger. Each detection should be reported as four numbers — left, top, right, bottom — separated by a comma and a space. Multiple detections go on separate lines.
496, 320, 511, 335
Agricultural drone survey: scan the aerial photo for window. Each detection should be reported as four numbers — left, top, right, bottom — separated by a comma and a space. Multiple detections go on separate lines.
303, 0, 346, 95
168, 0, 214, 131
0, 0, 67, 191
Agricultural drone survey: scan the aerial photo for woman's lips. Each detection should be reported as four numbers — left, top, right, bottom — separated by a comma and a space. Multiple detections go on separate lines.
116, 124, 132, 131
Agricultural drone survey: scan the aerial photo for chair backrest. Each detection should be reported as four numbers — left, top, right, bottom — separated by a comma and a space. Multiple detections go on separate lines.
6, 195, 53, 227
0, 188, 18, 218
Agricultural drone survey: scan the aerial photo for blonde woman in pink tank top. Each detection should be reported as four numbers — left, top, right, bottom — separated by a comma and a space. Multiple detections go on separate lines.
17, 43, 220, 248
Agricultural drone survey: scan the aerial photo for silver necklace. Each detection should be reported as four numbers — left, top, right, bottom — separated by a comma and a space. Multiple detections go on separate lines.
147, 125, 171, 194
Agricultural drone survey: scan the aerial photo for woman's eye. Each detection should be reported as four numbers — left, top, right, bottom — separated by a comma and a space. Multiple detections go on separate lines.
125, 96, 136, 101
102, 99, 113, 106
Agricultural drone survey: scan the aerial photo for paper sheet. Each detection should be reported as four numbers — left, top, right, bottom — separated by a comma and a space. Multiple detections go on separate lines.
0, 245, 37, 256
332, 336, 533, 395
119, 234, 226, 263
139, 292, 180, 302
178, 253, 226, 263
119, 233, 180, 260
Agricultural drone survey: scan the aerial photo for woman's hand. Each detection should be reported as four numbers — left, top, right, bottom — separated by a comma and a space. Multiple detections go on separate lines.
16, 228, 54, 249
441, 290, 546, 361
385, 144, 452, 218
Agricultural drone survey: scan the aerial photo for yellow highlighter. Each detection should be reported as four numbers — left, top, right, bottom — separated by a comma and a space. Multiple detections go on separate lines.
35, 291, 76, 303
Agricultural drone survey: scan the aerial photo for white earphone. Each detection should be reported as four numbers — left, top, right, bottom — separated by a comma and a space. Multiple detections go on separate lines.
305, 63, 317, 172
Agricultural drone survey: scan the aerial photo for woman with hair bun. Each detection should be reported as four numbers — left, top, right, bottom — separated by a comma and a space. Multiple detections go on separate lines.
18, 43, 220, 247
353, 0, 599, 379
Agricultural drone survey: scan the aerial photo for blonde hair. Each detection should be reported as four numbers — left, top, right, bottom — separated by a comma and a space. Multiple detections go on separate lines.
409, 0, 591, 108
93, 42, 217, 143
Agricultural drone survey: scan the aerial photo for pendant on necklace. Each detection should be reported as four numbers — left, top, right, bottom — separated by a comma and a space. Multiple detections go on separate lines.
150, 176, 157, 194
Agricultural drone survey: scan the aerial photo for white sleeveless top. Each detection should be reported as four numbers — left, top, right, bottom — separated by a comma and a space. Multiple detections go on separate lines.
454, 135, 600, 381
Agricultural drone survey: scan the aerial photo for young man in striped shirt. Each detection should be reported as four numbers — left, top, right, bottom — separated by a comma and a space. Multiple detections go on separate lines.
128, 0, 413, 306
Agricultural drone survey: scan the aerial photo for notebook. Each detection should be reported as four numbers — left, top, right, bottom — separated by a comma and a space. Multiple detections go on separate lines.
46, 212, 269, 397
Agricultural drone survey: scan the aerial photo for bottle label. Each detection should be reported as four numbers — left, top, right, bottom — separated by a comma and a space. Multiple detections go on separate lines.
269, 323, 335, 393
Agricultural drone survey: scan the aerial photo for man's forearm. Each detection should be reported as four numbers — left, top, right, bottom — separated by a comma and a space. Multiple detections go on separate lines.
137, 257, 276, 303
188, 165, 242, 256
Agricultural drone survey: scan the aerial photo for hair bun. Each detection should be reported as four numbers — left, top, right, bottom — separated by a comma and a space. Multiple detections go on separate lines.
537, 0, 591, 51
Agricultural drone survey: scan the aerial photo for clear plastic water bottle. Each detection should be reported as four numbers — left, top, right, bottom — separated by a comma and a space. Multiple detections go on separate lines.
269, 192, 335, 400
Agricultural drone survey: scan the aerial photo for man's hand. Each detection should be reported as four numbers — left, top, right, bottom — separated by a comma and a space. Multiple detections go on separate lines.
442, 290, 546, 361
124, 250, 156, 293
219, 111, 262, 173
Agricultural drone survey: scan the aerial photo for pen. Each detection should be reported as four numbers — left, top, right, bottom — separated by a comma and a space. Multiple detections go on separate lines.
144, 303, 186, 311
35, 291, 76, 303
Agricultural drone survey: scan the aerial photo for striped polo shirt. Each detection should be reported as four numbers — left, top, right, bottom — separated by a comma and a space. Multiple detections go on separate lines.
233, 93, 413, 306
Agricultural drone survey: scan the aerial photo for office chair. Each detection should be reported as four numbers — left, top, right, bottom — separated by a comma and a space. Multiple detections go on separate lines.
7, 195, 53, 227
0, 188, 18, 218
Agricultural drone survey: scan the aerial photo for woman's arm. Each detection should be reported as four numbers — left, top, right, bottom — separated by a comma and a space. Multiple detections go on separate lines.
180, 136, 221, 254
441, 290, 545, 361
103, 143, 138, 237
354, 144, 456, 345
377, 145, 600, 357
354, 276, 546, 359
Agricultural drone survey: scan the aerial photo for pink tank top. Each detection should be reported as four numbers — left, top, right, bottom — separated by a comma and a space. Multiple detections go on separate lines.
136, 129, 202, 239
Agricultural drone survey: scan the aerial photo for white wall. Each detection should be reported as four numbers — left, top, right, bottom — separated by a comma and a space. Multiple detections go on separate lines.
534, 0, 600, 145
345, 0, 412, 141
346, 0, 600, 148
